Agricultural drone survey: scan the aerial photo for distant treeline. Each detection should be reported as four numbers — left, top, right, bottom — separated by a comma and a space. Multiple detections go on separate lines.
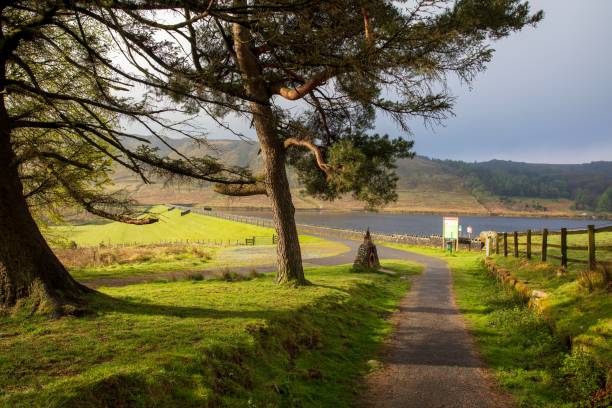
436, 159, 612, 212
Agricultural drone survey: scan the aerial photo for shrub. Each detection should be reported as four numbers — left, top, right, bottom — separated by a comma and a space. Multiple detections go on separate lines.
99, 252, 117, 265
54, 244, 212, 269
561, 350, 610, 406
578, 270, 608, 293
186, 272, 205, 281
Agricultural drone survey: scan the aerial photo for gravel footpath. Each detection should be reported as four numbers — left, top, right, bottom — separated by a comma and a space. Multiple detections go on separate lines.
364, 244, 510, 407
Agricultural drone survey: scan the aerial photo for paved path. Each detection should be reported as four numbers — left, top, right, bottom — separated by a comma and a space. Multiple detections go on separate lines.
80, 234, 509, 407
358, 243, 510, 408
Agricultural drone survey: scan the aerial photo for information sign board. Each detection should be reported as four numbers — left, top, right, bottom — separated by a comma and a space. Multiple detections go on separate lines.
443, 216, 459, 240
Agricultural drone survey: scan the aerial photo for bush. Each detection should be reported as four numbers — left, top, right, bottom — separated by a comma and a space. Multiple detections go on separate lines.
578, 269, 608, 293
186, 272, 204, 281
561, 350, 610, 406
54, 244, 212, 270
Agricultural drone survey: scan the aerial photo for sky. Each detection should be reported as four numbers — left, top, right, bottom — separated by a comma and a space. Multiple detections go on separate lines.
378, 0, 612, 163
133, 1, 612, 164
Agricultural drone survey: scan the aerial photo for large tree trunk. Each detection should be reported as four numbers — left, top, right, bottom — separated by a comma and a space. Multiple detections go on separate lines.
0, 112, 89, 314
232, 17, 307, 285
258, 127, 306, 285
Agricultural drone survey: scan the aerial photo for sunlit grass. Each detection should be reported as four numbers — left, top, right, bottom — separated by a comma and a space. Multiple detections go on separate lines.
49, 205, 350, 282
55, 237, 349, 282
52, 205, 322, 247
0, 263, 416, 407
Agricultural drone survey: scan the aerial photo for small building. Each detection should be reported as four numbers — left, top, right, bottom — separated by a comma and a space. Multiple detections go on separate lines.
353, 229, 380, 270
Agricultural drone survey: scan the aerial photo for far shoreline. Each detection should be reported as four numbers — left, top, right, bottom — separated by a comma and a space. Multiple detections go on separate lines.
177, 204, 611, 221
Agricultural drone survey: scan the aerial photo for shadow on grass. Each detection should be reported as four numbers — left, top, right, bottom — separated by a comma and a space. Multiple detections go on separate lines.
29, 278, 407, 408
88, 287, 304, 321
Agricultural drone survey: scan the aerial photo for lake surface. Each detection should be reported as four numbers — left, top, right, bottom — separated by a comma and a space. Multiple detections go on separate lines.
224, 210, 611, 236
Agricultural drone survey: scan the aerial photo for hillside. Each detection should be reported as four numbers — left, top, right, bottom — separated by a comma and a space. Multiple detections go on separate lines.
113, 138, 612, 217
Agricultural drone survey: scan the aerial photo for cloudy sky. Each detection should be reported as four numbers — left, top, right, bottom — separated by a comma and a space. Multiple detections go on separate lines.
381, 0, 612, 163
149, 1, 611, 164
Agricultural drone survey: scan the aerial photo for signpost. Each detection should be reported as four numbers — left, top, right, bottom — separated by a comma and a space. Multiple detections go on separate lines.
443, 216, 459, 252
466, 225, 473, 251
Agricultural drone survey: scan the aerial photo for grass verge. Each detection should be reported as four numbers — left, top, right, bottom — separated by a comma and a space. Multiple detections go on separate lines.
0, 262, 415, 407
382, 243, 611, 408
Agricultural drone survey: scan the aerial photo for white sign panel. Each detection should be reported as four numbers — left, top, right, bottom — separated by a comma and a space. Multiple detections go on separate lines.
443, 216, 459, 240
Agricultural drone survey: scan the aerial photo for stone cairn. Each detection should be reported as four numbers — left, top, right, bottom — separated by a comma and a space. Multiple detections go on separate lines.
353, 229, 381, 270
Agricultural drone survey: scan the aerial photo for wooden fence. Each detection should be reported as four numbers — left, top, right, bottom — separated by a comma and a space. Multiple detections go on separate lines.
245, 235, 277, 246
495, 224, 612, 269
93, 238, 257, 248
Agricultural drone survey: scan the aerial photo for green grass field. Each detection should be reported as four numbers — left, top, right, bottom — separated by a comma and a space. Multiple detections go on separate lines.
0, 262, 421, 407
52, 205, 321, 247
49, 205, 350, 282
382, 243, 611, 407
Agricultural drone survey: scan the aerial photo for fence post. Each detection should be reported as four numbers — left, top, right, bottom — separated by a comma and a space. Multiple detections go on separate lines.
541, 228, 548, 262
513, 231, 519, 257
503, 232, 508, 257
588, 224, 596, 270
561, 228, 567, 268
495, 234, 500, 255
526, 229, 532, 259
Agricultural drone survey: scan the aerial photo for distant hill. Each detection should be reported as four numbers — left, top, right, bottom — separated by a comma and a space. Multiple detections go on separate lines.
114, 138, 612, 217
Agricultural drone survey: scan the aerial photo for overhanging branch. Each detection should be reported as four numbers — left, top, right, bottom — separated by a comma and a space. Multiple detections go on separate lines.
284, 137, 331, 176
214, 180, 267, 196
269, 68, 340, 101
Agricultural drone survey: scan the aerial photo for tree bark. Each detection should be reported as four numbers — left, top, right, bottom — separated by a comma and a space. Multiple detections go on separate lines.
0, 109, 89, 314
231, 15, 307, 285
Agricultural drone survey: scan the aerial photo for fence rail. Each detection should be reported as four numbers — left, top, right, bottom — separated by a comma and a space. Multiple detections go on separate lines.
495, 223, 612, 269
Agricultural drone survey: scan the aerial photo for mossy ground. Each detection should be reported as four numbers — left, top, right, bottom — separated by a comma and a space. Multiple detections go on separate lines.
0, 261, 420, 407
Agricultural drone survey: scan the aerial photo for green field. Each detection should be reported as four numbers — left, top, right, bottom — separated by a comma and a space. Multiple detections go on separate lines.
52, 205, 316, 247
382, 244, 611, 407
58, 240, 350, 282
0, 261, 420, 407
50, 206, 348, 282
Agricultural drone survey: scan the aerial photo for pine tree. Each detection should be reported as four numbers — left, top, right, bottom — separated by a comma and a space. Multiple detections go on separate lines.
78, 0, 541, 284
0, 3, 254, 313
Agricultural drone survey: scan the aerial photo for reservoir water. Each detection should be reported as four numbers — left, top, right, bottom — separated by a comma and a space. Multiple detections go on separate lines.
224, 210, 611, 236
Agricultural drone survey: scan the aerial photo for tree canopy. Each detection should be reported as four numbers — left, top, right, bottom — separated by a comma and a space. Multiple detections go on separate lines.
54, 0, 541, 209
0, 0, 544, 309
2, 2, 257, 222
